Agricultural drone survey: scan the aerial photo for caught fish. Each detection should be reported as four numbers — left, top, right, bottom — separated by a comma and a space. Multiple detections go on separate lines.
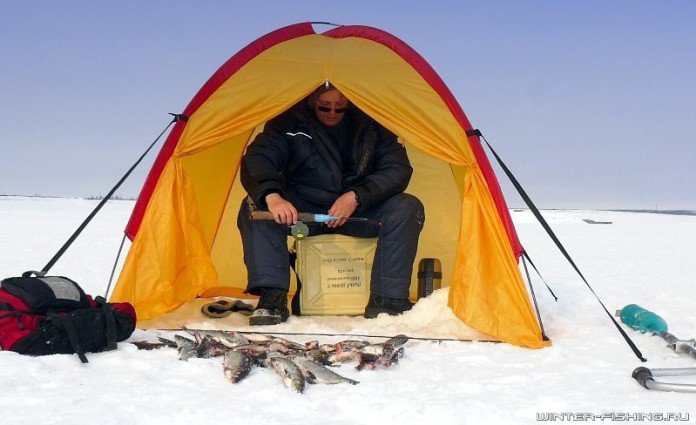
328, 348, 361, 364
291, 356, 359, 385
304, 349, 331, 365
305, 340, 320, 350
196, 336, 229, 359
233, 342, 295, 368
156, 337, 178, 348
355, 335, 409, 370
234, 341, 294, 356
130, 340, 169, 350
386, 347, 405, 365
163, 328, 409, 390
270, 356, 305, 393
182, 326, 249, 348
384, 334, 409, 350
267, 342, 296, 354
335, 340, 370, 351
238, 334, 305, 351
322, 339, 372, 363
325, 340, 369, 363
255, 350, 287, 368
357, 347, 405, 371
319, 343, 336, 353
233, 343, 275, 356
223, 351, 253, 384
174, 335, 197, 361
268, 336, 307, 351
359, 334, 409, 358
239, 333, 275, 343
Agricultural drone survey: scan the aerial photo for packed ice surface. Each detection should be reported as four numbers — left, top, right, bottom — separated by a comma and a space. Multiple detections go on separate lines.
1, 197, 694, 424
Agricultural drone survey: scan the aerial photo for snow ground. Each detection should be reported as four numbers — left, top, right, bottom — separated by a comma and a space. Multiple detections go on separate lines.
1, 196, 695, 424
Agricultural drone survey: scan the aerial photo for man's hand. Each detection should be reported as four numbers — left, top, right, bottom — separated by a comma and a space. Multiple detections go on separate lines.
265, 193, 298, 225
327, 191, 358, 228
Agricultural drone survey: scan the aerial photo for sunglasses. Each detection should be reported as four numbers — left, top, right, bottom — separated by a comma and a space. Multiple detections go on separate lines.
317, 105, 350, 114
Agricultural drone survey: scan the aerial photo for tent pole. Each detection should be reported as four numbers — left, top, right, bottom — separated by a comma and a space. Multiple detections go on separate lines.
522, 251, 558, 301
521, 254, 549, 341
103, 232, 128, 299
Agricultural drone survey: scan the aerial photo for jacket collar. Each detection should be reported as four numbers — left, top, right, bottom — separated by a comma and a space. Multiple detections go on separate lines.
288, 103, 374, 189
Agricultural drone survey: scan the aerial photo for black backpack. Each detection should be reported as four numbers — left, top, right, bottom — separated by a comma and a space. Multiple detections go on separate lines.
0, 274, 136, 363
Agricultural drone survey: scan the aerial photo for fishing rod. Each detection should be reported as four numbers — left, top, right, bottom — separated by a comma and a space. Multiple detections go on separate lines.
249, 210, 382, 239
155, 327, 499, 343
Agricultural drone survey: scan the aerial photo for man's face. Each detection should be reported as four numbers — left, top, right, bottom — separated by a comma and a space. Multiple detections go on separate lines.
313, 89, 349, 127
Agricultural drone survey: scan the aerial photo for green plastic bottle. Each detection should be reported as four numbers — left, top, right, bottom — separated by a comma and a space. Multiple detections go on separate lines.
620, 304, 668, 334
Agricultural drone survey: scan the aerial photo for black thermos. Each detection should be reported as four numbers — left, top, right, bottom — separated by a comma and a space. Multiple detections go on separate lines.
417, 258, 442, 299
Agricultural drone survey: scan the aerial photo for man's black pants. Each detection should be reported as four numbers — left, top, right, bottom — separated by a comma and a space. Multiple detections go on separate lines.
237, 193, 425, 299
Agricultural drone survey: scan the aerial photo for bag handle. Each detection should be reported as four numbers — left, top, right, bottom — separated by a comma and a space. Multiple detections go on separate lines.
21, 270, 46, 278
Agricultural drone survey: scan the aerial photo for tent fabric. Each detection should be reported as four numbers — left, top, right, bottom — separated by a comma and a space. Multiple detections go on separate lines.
125, 23, 317, 238
111, 23, 549, 349
323, 25, 523, 257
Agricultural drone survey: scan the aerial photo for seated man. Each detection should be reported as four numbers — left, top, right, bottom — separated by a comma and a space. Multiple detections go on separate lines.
238, 83, 425, 325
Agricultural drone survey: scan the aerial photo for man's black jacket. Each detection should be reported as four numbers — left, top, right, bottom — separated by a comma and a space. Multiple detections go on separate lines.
240, 102, 413, 213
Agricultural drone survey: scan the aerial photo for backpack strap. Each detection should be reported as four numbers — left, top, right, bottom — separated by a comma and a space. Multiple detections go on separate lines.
0, 303, 27, 329
47, 311, 88, 363
0, 311, 24, 328
95, 296, 117, 351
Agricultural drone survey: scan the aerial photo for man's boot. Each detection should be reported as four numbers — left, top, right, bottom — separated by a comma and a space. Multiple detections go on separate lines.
364, 293, 413, 319
249, 287, 290, 325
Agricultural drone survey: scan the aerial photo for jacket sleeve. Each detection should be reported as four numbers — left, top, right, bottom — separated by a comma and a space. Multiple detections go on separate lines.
240, 125, 292, 208
350, 125, 413, 212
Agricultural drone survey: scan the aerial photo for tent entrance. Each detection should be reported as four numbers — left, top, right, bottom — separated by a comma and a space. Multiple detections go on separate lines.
184, 126, 465, 301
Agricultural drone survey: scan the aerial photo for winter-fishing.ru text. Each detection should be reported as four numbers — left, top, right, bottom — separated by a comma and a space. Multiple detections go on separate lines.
537, 412, 689, 422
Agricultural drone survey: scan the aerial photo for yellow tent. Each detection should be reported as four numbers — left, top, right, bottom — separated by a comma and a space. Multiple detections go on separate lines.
110, 23, 550, 349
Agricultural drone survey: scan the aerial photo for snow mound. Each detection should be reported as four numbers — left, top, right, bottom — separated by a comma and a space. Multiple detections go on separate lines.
140, 288, 493, 341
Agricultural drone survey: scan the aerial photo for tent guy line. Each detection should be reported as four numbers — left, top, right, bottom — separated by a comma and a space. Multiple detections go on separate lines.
479, 130, 645, 361
30, 114, 186, 278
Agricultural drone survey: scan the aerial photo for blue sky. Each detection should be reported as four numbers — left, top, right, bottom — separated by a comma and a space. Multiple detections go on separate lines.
1, 1, 695, 209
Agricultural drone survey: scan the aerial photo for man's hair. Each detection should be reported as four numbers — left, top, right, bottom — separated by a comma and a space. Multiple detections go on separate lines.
307, 83, 345, 107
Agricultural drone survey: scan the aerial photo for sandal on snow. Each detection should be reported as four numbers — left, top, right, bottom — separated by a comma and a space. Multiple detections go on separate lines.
201, 299, 255, 318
